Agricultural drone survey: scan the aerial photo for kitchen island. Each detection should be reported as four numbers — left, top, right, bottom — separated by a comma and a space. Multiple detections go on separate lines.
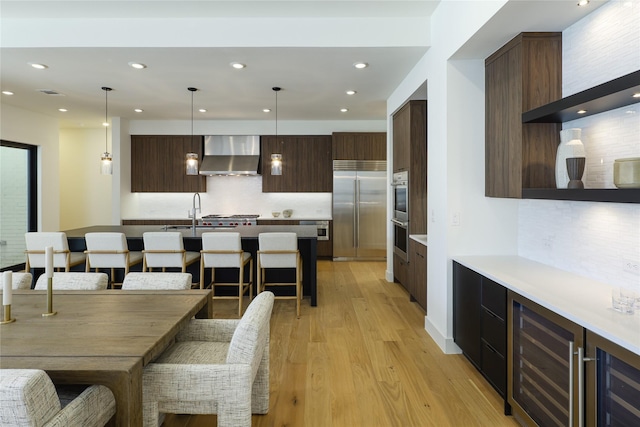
63, 225, 318, 306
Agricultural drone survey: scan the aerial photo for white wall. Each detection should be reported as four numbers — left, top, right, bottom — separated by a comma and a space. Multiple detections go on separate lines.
0, 104, 60, 231
59, 128, 112, 229
386, 0, 518, 353
518, 0, 640, 291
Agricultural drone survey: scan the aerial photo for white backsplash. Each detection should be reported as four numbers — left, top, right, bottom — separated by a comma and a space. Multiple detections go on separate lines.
519, 200, 639, 290
518, 0, 640, 290
122, 175, 332, 220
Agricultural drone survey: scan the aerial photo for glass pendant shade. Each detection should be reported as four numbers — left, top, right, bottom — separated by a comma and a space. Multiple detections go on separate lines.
271, 87, 283, 176
186, 152, 199, 175
101, 152, 113, 175
271, 153, 282, 175
100, 86, 113, 175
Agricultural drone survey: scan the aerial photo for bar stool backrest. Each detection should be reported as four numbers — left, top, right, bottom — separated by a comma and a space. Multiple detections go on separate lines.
142, 232, 185, 269
258, 232, 298, 268
84, 232, 130, 268
201, 232, 244, 268
25, 232, 70, 269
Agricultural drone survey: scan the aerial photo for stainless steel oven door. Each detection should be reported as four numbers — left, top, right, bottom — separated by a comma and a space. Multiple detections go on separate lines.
391, 218, 408, 261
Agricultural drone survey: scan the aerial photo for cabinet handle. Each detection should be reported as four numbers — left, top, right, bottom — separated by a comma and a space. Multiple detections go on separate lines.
485, 342, 499, 354
484, 308, 501, 320
569, 341, 574, 427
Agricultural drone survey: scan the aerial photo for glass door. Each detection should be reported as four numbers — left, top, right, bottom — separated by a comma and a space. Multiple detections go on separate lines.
586, 330, 640, 427
509, 291, 584, 427
0, 141, 37, 270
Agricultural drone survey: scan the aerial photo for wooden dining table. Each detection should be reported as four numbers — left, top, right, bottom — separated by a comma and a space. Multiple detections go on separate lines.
0, 289, 212, 426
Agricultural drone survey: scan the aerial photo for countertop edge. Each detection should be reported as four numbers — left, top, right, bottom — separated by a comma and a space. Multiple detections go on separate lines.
409, 234, 428, 246
453, 255, 640, 356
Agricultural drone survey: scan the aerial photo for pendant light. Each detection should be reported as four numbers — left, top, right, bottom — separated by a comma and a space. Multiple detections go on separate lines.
186, 87, 199, 175
271, 87, 283, 176
100, 87, 113, 175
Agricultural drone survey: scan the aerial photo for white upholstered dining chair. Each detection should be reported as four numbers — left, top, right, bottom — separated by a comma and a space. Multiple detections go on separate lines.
142, 232, 200, 273
141, 291, 274, 427
84, 232, 143, 288
0, 272, 32, 290
34, 272, 108, 290
25, 232, 85, 272
0, 369, 116, 427
121, 272, 192, 290
200, 232, 253, 317
257, 232, 302, 317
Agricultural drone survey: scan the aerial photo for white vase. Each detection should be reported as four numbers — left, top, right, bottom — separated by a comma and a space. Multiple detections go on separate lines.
556, 128, 586, 189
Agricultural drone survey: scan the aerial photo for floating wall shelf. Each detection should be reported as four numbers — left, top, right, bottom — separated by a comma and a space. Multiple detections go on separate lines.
522, 70, 640, 123
522, 188, 640, 203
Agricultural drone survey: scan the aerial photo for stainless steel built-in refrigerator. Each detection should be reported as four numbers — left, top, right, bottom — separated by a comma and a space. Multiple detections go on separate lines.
333, 160, 387, 260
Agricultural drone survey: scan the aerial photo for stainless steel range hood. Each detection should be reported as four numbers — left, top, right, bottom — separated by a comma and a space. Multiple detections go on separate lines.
199, 135, 260, 176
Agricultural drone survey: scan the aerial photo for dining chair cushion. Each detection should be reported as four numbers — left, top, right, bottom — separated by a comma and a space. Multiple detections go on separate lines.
85, 232, 142, 269
201, 232, 249, 268
34, 272, 109, 290
122, 273, 192, 290
0, 369, 116, 427
142, 232, 199, 269
0, 272, 32, 290
258, 233, 297, 268
25, 232, 84, 270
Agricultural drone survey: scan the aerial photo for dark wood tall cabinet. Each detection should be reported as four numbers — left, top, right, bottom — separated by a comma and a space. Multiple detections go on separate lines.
485, 32, 562, 198
131, 135, 205, 193
261, 135, 332, 192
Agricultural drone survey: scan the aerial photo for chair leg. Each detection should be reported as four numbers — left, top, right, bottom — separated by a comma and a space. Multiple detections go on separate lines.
249, 258, 254, 301
199, 260, 204, 289
237, 264, 243, 318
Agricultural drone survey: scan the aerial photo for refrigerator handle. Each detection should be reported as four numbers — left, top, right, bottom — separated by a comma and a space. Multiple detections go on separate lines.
353, 179, 358, 248
356, 179, 360, 248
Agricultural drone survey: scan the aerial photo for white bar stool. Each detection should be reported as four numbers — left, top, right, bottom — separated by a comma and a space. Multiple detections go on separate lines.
84, 232, 143, 288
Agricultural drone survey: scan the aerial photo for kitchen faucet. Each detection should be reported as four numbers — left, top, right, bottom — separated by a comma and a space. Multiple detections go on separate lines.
191, 192, 201, 232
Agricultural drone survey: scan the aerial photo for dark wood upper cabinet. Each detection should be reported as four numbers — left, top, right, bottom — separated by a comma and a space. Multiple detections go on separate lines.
261, 135, 332, 192
485, 32, 562, 198
332, 132, 386, 160
131, 135, 205, 193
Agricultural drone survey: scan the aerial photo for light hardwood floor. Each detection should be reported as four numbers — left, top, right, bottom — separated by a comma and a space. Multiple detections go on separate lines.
164, 261, 520, 427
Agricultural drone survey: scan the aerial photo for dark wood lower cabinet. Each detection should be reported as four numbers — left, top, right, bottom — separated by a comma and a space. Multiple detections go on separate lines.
393, 253, 409, 291
453, 261, 509, 413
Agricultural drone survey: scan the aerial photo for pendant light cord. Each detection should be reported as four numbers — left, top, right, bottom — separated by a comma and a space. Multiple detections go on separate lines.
102, 87, 112, 153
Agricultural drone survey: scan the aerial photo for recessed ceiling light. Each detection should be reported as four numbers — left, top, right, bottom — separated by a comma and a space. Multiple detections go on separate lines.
577, 109, 587, 114
134, 108, 144, 113
29, 62, 48, 69
199, 109, 207, 113
633, 93, 640, 98
58, 108, 68, 112
353, 62, 368, 69
230, 62, 246, 69
2, 90, 14, 95
263, 108, 271, 113
102, 121, 109, 127
346, 90, 357, 95
577, 0, 589, 6
128, 62, 147, 69
340, 108, 349, 113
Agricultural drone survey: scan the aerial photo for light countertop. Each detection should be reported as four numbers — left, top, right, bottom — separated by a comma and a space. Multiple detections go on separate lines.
258, 216, 332, 221
410, 234, 428, 246
454, 256, 640, 356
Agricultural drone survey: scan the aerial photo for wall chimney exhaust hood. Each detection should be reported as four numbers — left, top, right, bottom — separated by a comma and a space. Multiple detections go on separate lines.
199, 135, 261, 176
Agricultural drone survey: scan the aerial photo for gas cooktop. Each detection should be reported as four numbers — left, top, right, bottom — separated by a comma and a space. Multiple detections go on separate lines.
199, 214, 259, 226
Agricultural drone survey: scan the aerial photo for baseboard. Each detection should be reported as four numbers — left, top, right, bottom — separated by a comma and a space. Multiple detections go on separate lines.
424, 316, 462, 355
385, 269, 394, 283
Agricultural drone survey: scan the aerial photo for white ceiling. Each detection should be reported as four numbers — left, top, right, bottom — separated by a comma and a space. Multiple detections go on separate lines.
0, 0, 606, 129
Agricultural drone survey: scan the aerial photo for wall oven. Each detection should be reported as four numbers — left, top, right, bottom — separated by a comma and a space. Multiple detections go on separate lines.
392, 171, 408, 223
392, 170, 409, 260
